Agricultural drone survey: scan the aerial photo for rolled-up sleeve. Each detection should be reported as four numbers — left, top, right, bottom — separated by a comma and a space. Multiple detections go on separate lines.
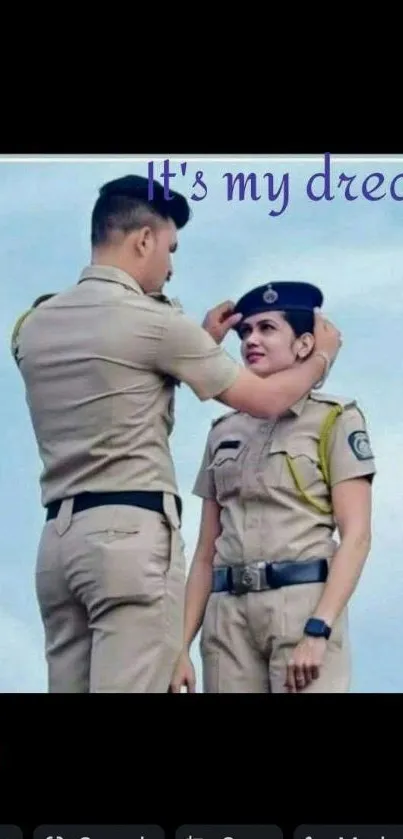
155, 311, 240, 400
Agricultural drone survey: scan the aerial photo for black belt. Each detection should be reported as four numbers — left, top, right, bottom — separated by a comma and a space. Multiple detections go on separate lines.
212, 558, 328, 595
46, 490, 182, 524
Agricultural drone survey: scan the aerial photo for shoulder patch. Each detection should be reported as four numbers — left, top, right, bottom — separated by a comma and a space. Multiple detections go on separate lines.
309, 391, 356, 409
10, 308, 33, 363
211, 410, 239, 428
348, 430, 374, 460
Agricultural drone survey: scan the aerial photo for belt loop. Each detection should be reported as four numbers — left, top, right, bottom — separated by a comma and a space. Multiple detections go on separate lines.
162, 492, 181, 530
54, 497, 74, 535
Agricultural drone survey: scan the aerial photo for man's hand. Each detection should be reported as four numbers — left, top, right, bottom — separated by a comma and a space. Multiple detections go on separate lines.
313, 309, 342, 364
202, 300, 242, 344
170, 650, 197, 693
284, 636, 328, 692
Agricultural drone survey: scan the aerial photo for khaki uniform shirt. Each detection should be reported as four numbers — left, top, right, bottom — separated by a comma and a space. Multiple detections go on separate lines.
192, 391, 376, 565
13, 265, 240, 506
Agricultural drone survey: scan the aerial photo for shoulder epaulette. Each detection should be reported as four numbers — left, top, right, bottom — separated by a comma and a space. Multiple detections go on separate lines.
211, 409, 239, 428
309, 391, 356, 409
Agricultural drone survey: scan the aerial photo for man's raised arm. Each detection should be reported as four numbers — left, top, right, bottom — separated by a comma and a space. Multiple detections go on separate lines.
155, 307, 341, 419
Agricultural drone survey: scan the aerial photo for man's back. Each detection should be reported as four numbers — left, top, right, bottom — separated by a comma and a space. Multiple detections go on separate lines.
16, 266, 181, 505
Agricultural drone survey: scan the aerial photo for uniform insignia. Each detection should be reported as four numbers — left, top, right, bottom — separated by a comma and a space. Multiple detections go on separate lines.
348, 430, 373, 460
214, 440, 240, 455
262, 283, 279, 304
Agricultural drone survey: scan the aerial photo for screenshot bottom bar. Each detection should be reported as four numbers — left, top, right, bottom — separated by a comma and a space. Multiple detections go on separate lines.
1, 827, 403, 839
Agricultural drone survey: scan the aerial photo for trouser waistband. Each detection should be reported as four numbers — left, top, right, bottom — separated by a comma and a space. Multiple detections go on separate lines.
212, 558, 328, 595
46, 490, 182, 525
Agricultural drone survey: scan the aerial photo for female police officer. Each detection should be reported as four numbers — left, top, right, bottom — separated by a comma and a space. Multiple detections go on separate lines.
170, 281, 375, 693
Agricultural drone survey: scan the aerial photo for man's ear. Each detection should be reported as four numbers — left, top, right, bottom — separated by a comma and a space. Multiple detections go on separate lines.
295, 332, 315, 359
131, 226, 153, 257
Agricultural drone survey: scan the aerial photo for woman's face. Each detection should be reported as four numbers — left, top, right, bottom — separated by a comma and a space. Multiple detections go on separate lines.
239, 310, 314, 377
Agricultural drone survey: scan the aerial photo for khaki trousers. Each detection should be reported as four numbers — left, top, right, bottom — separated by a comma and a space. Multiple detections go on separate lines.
200, 582, 350, 693
35, 496, 185, 692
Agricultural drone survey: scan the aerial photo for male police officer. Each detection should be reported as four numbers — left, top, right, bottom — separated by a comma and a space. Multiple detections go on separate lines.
12, 174, 342, 693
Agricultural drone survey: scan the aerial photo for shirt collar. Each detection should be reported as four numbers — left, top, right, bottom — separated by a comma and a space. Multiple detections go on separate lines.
284, 392, 311, 417
77, 265, 182, 309
78, 264, 145, 295
148, 292, 183, 310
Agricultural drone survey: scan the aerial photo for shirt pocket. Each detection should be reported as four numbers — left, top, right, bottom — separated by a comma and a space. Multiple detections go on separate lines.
264, 439, 322, 494
207, 439, 245, 499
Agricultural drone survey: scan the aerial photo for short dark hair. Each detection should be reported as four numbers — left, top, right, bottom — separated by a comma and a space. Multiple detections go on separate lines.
282, 309, 314, 337
91, 174, 191, 247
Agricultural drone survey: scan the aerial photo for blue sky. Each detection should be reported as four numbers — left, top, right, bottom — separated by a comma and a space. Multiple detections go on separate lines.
1, 155, 402, 692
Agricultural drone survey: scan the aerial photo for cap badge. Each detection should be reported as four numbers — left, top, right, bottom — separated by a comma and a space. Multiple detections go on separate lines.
262, 283, 279, 304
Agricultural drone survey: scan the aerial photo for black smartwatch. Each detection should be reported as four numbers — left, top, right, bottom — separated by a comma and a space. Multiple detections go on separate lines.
304, 617, 332, 639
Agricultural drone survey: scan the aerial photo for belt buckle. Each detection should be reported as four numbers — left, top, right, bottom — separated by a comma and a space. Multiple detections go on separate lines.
230, 563, 263, 595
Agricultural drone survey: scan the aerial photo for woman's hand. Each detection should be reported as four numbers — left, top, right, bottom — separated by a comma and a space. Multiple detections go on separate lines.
284, 636, 328, 692
170, 650, 197, 693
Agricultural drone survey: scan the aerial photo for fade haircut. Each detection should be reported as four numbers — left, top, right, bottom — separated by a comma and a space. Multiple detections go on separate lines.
91, 174, 191, 247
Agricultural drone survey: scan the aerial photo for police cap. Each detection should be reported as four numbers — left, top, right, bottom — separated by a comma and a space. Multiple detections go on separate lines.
232, 281, 323, 334
99, 174, 190, 229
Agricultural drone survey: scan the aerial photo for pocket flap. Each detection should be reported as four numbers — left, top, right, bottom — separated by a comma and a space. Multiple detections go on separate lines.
209, 439, 244, 467
269, 438, 318, 462
267, 439, 320, 490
